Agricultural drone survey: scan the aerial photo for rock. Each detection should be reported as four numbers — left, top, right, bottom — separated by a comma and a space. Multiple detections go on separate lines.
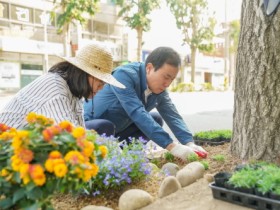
176, 162, 205, 187
81, 205, 113, 210
148, 162, 159, 172
176, 169, 197, 187
119, 189, 153, 210
183, 161, 205, 178
158, 176, 181, 198
204, 173, 214, 182
161, 162, 180, 176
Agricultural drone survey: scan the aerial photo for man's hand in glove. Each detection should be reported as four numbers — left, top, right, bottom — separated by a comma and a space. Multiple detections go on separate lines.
186, 142, 208, 158
169, 144, 196, 162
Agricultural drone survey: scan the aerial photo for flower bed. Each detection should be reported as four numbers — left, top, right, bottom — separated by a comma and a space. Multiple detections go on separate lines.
0, 113, 107, 210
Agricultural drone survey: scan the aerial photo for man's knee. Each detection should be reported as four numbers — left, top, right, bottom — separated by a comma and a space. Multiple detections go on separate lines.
85, 119, 115, 136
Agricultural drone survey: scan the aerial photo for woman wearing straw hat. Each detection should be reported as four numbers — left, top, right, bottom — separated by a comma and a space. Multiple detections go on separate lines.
0, 42, 125, 134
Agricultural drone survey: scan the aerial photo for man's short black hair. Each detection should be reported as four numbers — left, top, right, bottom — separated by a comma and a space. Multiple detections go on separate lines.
145, 47, 181, 71
49, 61, 92, 102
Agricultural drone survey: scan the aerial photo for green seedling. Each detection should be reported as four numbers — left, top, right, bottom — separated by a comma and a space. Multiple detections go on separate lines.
200, 160, 209, 170
212, 154, 225, 162
187, 153, 199, 162
164, 152, 175, 162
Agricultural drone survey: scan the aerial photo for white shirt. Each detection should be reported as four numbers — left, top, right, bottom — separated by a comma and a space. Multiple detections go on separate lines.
144, 88, 152, 103
0, 73, 84, 129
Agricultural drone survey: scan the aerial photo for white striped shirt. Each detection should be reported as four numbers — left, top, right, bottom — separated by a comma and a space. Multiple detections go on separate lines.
0, 73, 85, 129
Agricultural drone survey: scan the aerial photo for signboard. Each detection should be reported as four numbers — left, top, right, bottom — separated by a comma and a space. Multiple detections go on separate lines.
0, 62, 20, 88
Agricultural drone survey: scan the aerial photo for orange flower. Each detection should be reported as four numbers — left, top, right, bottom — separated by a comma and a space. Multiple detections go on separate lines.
42, 126, 61, 142
17, 148, 34, 163
72, 127, 86, 139
59, 121, 73, 132
29, 164, 46, 186
65, 151, 85, 165
99, 145, 108, 158
49, 151, 62, 159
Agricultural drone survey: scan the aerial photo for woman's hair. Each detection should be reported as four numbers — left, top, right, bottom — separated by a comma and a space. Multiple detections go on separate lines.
49, 61, 91, 102
145, 47, 181, 71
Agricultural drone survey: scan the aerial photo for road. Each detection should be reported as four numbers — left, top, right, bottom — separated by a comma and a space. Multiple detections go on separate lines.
0, 91, 234, 134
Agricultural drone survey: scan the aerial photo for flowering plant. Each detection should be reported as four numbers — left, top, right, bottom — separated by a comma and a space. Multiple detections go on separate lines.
84, 136, 152, 196
0, 113, 107, 210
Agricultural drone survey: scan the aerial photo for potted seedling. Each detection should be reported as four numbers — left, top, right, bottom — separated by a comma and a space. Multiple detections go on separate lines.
194, 130, 232, 146
214, 172, 232, 188
228, 168, 259, 194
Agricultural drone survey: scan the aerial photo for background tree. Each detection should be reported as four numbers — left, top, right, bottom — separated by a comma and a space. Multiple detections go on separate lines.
53, 0, 99, 56
113, 0, 160, 61
166, 0, 216, 83
228, 20, 240, 89
231, 1, 280, 162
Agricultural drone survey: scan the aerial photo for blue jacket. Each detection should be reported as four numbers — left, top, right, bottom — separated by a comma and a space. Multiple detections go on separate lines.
84, 62, 193, 148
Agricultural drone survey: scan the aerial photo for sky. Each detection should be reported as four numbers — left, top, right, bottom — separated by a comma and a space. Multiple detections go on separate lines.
141, 0, 242, 54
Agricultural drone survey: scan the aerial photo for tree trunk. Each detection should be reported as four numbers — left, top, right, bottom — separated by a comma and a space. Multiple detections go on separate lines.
136, 27, 143, 61
230, 1, 280, 162
190, 46, 197, 83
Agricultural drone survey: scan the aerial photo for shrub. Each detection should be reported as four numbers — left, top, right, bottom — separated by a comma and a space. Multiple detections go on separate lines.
0, 113, 106, 210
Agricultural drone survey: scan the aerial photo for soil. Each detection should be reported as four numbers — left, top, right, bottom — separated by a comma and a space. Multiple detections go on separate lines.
52, 143, 250, 210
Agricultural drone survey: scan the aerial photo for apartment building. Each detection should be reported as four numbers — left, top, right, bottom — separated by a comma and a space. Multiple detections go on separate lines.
0, 0, 127, 89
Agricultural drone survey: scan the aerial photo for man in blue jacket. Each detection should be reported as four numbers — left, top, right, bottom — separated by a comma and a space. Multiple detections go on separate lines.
84, 47, 207, 161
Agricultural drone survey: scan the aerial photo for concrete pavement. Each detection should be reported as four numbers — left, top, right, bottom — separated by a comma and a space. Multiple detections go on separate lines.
0, 91, 234, 134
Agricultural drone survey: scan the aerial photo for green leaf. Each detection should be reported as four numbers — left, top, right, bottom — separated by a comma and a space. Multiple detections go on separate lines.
13, 188, 26, 203
26, 187, 43, 200
23, 203, 39, 210
0, 197, 13, 209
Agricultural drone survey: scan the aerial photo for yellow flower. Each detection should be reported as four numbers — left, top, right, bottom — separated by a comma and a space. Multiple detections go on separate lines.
99, 145, 108, 158
90, 163, 99, 177
33, 174, 46, 186
11, 155, 24, 171
82, 141, 94, 157
72, 127, 86, 139
19, 163, 31, 185
26, 112, 37, 123
45, 159, 54, 173
0, 131, 15, 141
53, 163, 68, 177
0, 168, 9, 177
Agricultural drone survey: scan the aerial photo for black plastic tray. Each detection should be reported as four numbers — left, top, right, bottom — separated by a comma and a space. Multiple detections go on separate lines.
209, 182, 280, 210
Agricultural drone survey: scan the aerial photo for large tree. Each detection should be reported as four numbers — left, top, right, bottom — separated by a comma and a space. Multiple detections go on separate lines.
166, 0, 215, 83
53, 0, 99, 56
231, 1, 280, 162
113, 0, 160, 61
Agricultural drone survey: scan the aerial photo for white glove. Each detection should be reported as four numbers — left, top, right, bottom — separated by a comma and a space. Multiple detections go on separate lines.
186, 142, 207, 153
170, 144, 195, 161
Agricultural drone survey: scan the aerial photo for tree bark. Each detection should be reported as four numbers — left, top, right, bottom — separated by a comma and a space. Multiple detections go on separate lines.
230, 1, 280, 162
136, 27, 143, 61
190, 46, 196, 83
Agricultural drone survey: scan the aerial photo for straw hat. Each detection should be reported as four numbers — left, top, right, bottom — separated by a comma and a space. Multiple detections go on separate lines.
60, 42, 125, 89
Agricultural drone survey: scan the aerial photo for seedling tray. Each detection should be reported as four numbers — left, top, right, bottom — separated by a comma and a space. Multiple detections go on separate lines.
209, 182, 280, 210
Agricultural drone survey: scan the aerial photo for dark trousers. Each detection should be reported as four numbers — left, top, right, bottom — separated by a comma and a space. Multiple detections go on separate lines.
85, 119, 115, 136
116, 112, 163, 143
